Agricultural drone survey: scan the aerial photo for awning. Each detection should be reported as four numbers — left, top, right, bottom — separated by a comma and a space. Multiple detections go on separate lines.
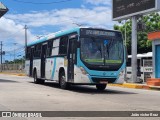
148, 31, 160, 41
0, 2, 8, 18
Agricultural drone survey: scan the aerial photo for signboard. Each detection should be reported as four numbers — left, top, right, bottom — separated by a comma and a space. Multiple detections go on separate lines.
0, 2, 8, 18
112, 0, 160, 20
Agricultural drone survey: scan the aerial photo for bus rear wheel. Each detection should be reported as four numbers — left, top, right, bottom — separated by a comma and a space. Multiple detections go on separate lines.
59, 71, 70, 89
34, 71, 44, 84
96, 84, 106, 91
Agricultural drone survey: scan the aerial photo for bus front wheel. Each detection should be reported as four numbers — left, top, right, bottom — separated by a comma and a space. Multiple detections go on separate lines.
96, 84, 106, 91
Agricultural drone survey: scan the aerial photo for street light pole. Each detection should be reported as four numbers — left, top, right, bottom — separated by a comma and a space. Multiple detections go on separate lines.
24, 25, 28, 59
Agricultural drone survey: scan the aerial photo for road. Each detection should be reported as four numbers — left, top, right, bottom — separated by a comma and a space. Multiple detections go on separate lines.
0, 74, 160, 120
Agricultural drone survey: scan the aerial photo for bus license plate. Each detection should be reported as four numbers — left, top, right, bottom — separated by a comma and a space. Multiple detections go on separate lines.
100, 81, 108, 84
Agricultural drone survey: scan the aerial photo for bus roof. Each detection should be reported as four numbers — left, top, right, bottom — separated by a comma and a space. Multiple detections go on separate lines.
27, 27, 80, 46
128, 52, 152, 58
27, 27, 120, 47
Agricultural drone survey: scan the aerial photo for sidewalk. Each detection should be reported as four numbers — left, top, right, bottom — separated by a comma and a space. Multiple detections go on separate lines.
108, 83, 160, 91
0, 71, 26, 76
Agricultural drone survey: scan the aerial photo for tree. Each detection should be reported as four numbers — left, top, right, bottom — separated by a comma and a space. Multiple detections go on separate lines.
114, 12, 160, 55
4, 57, 25, 64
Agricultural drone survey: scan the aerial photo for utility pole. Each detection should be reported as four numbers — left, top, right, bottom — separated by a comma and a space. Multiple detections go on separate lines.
131, 16, 138, 83
0, 41, 2, 72
124, 20, 127, 82
13, 43, 17, 68
24, 25, 28, 59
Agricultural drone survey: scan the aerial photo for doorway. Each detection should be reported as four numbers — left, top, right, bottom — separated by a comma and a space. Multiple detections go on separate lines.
41, 44, 47, 78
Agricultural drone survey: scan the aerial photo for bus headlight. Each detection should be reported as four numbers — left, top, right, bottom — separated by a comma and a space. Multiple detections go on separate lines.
119, 70, 124, 77
80, 67, 88, 75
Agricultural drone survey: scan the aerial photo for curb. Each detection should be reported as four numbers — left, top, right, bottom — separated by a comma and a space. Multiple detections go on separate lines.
108, 83, 160, 91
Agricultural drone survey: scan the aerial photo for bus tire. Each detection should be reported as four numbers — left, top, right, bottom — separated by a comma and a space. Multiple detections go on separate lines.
34, 71, 42, 84
59, 71, 69, 89
96, 84, 106, 91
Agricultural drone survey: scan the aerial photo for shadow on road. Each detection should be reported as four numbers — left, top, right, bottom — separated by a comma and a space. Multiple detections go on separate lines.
0, 79, 18, 83
68, 85, 137, 95
29, 81, 137, 95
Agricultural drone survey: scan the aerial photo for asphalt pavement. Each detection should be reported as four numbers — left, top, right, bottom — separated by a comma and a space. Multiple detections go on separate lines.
0, 74, 160, 120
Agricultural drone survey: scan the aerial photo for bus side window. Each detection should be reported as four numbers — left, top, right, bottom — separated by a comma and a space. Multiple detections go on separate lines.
59, 36, 68, 55
51, 38, 60, 56
47, 40, 53, 57
34, 44, 41, 58
26, 47, 31, 59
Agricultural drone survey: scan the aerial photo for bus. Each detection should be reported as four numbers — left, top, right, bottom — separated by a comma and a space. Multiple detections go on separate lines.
25, 27, 126, 90
127, 52, 153, 82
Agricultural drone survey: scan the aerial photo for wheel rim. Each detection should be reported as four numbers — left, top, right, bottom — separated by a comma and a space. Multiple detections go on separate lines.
60, 75, 66, 86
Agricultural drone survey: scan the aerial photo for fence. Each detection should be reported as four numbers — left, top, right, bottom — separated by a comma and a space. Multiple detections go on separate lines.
0, 63, 25, 73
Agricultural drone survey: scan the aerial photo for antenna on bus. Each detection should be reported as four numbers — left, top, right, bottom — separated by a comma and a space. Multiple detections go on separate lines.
36, 35, 44, 39
72, 22, 84, 27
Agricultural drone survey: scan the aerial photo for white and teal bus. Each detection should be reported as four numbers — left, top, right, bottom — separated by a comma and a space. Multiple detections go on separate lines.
25, 27, 126, 90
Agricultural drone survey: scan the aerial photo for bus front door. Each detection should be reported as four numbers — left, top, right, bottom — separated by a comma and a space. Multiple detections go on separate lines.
29, 47, 34, 77
67, 39, 76, 82
41, 44, 47, 78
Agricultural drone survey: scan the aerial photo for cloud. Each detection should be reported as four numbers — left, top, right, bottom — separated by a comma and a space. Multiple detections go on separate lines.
6, 6, 115, 31
0, 17, 36, 46
1, 1, 116, 53
0, 0, 117, 61
85, 0, 111, 6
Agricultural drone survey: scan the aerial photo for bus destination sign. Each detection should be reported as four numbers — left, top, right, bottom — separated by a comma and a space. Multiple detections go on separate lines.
112, 0, 160, 20
81, 29, 116, 37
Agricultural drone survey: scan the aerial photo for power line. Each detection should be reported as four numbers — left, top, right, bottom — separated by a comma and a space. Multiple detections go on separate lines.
18, 12, 105, 29
12, 0, 73, 4
0, 28, 24, 40
5, 47, 24, 53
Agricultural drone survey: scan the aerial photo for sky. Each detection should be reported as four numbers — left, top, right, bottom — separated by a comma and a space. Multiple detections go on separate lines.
0, 0, 117, 62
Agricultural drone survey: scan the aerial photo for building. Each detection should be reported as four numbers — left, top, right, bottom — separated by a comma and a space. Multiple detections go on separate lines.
147, 31, 160, 86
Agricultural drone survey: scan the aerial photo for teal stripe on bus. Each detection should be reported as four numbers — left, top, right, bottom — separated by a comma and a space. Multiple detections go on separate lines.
51, 58, 57, 80
27, 37, 47, 46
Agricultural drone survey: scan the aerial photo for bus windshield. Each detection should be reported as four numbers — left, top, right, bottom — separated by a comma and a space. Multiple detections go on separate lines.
80, 37, 123, 66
